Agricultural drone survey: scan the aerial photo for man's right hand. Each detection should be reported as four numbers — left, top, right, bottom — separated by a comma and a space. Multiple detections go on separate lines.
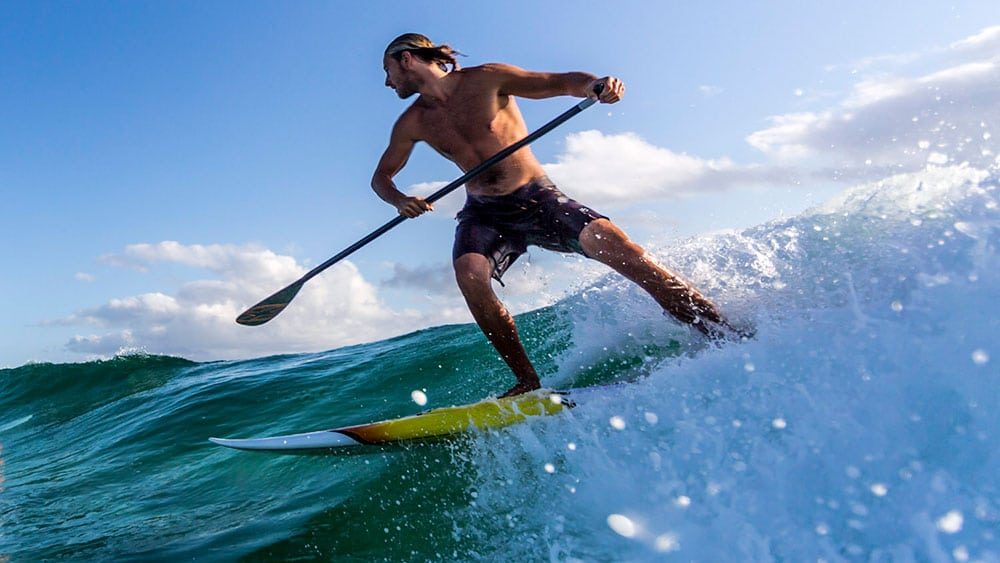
395, 195, 433, 218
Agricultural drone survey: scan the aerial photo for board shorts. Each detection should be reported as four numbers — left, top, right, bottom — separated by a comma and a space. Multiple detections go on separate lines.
452, 176, 608, 284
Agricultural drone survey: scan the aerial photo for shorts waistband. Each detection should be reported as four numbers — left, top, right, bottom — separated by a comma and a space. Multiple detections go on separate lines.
464, 176, 555, 206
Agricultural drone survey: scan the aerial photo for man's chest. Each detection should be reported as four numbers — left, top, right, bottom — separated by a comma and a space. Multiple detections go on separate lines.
416, 95, 503, 152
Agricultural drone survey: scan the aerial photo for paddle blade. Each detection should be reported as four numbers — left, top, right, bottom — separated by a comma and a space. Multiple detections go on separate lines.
236, 282, 304, 326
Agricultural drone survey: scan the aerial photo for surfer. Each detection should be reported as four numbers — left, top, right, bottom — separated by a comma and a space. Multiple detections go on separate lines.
372, 33, 744, 398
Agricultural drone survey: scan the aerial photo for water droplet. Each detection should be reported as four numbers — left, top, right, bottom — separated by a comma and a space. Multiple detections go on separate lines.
772, 418, 787, 429
891, 301, 904, 312
870, 483, 888, 496
544, 463, 555, 474
411, 390, 427, 406
972, 349, 989, 365
609, 416, 626, 430
936, 510, 963, 533
606, 514, 636, 537
654, 533, 680, 552
675, 495, 691, 508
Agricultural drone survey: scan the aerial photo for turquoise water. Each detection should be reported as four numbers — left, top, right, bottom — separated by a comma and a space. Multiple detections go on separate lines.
2, 164, 999, 560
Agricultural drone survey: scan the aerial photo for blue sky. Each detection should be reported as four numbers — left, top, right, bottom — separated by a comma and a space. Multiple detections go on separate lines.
3, 1, 999, 366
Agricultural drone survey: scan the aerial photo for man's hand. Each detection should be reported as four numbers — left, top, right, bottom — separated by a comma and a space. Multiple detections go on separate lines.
588, 76, 625, 104
395, 195, 433, 218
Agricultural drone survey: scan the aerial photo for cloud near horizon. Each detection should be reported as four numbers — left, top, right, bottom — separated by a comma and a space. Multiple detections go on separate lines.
59, 242, 446, 361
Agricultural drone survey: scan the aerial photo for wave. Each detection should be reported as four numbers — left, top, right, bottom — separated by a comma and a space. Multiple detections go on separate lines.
0, 353, 198, 428
2, 164, 997, 560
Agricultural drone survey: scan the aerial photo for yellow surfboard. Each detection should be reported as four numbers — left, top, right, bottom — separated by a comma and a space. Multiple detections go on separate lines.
209, 386, 612, 452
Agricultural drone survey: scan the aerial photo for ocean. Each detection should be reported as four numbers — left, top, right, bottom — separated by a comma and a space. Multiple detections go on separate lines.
1, 163, 997, 561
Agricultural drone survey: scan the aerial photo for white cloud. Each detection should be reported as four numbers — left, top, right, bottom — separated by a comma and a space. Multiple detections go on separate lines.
950, 25, 1000, 53
823, 51, 924, 73
747, 28, 1000, 174
543, 130, 784, 206
824, 25, 1000, 73
60, 242, 457, 360
74, 272, 95, 282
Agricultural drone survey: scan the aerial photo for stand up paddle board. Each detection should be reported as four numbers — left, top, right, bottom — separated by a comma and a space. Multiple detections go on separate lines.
209, 385, 617, 453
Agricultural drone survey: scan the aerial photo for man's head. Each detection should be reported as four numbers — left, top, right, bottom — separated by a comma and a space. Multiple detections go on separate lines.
382, 33, 461, 99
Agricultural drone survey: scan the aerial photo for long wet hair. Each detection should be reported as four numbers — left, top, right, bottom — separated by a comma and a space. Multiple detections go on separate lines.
385, 33, 463, 72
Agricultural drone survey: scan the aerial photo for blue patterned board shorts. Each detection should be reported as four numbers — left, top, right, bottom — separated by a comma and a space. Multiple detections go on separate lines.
452, 176, 608, 283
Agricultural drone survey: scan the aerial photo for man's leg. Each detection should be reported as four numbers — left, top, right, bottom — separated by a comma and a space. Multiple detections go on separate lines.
454, 252, 542, 397
578, 218, 733, 337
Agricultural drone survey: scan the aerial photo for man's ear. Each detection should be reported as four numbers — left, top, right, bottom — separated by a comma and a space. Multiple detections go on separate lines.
399, 51, 412, 69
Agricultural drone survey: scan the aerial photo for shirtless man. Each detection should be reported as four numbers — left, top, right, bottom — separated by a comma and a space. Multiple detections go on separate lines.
372, 33, 740, 397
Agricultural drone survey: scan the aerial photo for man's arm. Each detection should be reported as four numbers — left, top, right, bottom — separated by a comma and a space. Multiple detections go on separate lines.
485, 63, 624, 103
371, 114, 433, 218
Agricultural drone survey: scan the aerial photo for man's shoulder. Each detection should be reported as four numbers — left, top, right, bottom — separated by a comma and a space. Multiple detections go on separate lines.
392, 103, 424, 135
454, 64, 522, 91
463, 63, 520, 76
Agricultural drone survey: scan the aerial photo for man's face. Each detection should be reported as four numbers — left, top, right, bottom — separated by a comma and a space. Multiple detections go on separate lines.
383, 55, 418, 99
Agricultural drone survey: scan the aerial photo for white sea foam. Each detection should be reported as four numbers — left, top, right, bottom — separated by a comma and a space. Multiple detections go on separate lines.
458, 164, 1000, 560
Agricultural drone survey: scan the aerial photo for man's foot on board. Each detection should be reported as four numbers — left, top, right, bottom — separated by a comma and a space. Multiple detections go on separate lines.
499, 380, 542, 398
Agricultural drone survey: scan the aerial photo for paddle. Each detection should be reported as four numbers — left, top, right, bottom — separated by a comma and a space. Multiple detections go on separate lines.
237, 85, 604, 326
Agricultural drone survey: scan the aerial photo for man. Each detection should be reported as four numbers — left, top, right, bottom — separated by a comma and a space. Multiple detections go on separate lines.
372, 33, 742, 398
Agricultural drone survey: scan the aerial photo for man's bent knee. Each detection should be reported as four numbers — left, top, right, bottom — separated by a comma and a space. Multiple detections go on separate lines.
453, 253, 495, 300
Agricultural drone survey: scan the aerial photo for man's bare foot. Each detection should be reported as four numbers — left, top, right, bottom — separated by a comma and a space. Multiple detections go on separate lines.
499, 380, 542, 398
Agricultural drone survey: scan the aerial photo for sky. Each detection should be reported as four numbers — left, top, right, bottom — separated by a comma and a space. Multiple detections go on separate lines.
2, 1, 999, 366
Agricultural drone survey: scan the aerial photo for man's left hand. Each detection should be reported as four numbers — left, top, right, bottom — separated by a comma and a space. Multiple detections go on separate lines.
589, 76, 625, 104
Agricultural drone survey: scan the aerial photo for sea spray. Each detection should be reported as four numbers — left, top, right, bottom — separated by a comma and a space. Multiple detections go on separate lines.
452, 164, 1000, 560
